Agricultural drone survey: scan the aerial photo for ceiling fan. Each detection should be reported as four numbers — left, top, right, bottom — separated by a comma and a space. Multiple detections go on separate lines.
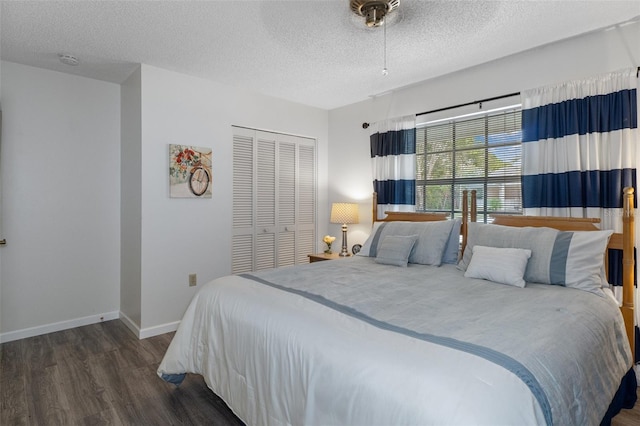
350, 0, 399, 27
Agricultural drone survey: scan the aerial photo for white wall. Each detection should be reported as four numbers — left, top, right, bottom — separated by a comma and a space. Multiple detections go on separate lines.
0, 61, 329, 341
120, 67, 142, 329
328, 21, 640, 243
0, 59, 4, 336
0, 62, 121, 341
134, 65, 329, 336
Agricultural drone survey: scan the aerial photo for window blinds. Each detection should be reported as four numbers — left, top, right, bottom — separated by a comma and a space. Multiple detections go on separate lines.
416, 109, 522, 222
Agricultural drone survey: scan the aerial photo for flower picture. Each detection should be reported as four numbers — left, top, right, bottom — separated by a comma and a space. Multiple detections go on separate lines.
169, 144, 212, 198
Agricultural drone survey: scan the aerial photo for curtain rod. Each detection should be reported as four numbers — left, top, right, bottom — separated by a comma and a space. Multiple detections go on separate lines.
416, 92, 520, 117
361, 92, 519, 129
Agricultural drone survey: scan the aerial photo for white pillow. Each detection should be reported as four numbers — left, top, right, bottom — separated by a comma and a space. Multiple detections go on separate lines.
464, 245, 532, 288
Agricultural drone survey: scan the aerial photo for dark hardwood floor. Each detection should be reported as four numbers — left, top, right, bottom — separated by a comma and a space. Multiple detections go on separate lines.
0, 320, 243, 426
1, 319, 639, 425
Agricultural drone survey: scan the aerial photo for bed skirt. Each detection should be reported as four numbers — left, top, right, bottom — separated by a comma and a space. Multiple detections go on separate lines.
602, 367, 637, 426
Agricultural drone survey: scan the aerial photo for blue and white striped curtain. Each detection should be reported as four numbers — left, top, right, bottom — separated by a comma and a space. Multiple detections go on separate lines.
370, 115, 416, 220
521, 69, 638, 233
521, 68, 639, 358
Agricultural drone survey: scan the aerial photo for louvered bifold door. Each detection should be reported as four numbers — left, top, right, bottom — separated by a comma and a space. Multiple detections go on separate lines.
278, 139, 297, 267
233, 127, 317, 272
296, 141, 316, 264
256, 132, 277, 271
232, 128, 255, 274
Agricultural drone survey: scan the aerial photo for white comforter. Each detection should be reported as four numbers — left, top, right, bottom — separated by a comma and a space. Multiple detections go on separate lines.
159, 275, 554, 425
158, 256, 633, 425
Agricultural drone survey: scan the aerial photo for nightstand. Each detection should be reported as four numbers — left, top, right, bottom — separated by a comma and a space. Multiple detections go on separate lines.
307, 253, 350, 263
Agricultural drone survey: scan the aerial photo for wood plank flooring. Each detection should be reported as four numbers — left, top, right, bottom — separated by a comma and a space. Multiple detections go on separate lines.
1, 319, 639, 425
1, 320, 243, 426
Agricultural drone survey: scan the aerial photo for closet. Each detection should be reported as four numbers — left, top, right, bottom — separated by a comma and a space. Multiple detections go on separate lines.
232, 127, 316, 273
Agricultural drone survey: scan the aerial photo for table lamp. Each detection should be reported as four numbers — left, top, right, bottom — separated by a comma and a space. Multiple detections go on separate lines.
330, 203, 360, 256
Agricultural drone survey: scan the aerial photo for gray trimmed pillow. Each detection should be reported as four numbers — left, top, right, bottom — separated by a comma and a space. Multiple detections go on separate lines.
441, 218, 462, 264
358, 220, 454, 266
458, 223, 613, 295
375, 235, 418, 267
357, 221, 384, 257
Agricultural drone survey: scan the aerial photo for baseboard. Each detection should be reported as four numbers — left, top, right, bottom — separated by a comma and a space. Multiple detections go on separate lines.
139, 320, 180, 339
118, 311, 141, 338
0, 311, 120, 343
118, 312, 180, 339
0, 311, 181, 343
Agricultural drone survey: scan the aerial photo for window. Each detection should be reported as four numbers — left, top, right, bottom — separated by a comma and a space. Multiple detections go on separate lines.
415, 108, 522, 222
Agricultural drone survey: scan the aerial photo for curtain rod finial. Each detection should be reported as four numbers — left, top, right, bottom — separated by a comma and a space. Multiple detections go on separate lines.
362, 122, 370, 129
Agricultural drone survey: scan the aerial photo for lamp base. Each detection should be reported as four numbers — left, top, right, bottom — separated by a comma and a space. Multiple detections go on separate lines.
340, 224, 349, 256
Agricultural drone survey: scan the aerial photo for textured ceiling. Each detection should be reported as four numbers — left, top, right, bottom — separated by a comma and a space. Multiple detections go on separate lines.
1, 1, 639, 110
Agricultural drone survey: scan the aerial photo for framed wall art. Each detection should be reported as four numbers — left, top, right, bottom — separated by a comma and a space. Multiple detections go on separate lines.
169, 144, 212, 198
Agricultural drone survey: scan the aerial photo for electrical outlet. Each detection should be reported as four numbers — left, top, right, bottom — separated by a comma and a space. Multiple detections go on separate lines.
189, 273, 197, 287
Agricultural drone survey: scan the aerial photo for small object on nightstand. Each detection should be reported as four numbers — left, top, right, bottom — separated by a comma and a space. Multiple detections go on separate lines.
323, 235, 336, 254
308, 252, 348, 263
352, 244, 362, 255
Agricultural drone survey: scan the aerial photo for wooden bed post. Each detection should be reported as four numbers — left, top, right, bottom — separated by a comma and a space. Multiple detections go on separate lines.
471, 190, 477, 223
621, 187, 635, 361
461, 190, 477, 257
372, 192, 378, 223
461, 190, 469, 256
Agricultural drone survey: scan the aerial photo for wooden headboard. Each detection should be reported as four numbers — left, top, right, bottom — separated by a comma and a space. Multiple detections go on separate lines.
373, 191, 449, 222
491, 187, 636, 361
372, 190, 478, 220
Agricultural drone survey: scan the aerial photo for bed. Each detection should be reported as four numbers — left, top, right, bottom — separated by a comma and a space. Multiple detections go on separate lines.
158, 189, 637, 425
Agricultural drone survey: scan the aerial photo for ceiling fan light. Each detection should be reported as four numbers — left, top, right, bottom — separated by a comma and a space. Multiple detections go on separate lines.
366, 4, 385, 27
350, 0, 399, 28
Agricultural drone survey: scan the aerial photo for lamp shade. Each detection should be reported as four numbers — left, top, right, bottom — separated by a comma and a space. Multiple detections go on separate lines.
330, 203, 360, 224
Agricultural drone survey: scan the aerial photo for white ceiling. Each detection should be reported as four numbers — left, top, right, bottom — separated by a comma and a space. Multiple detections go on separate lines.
1, 1, 639, 110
